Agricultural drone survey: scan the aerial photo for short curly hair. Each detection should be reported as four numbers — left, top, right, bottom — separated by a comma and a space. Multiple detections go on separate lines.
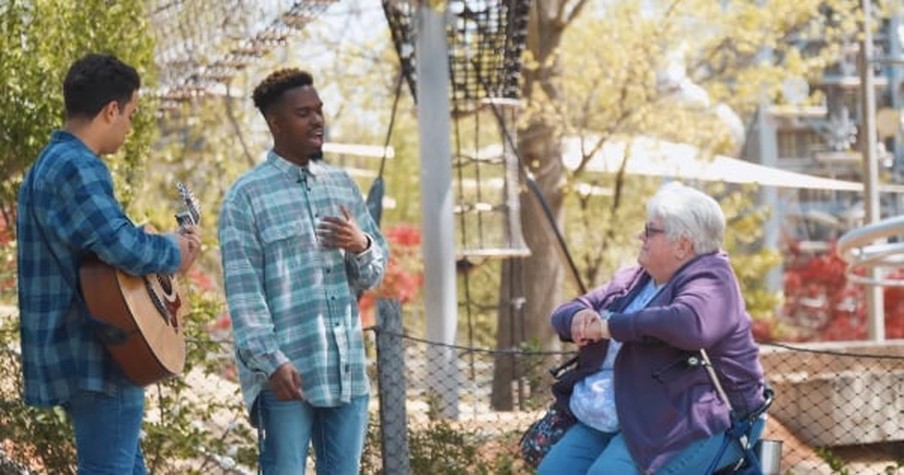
252, 68, 314, 116
63, 53, 140, 119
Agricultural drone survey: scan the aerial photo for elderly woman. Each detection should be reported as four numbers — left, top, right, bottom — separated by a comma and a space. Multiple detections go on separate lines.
537, 182, 766, 475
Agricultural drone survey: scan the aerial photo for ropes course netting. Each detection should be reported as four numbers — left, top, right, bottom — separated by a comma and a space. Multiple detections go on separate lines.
382, 0, 531, 260
148, 0, 338, 110
446, 1, 528, 110
383, 1, 533, 407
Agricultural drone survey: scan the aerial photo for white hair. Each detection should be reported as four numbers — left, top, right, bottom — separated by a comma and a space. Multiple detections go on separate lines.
646, 182, 725, 254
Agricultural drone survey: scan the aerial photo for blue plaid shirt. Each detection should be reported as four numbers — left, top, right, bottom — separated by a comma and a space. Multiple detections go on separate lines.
17, 130, 182, 406
218, 150, 386, 415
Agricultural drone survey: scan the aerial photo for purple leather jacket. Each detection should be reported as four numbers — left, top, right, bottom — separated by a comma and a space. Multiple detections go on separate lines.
550, 252, 765, 474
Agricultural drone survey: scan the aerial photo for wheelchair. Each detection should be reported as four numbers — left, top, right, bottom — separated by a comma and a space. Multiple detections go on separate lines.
709, 386, 779, 475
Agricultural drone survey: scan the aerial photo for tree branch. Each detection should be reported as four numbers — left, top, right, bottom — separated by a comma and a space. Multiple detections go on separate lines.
223, 83, 256, 168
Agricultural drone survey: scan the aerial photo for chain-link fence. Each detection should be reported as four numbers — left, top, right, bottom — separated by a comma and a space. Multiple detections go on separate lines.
366, 305, 904, 475
3, 306, 904, 474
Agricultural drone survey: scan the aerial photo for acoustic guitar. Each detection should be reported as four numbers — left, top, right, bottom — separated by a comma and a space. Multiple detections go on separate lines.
79, 183, 200, 386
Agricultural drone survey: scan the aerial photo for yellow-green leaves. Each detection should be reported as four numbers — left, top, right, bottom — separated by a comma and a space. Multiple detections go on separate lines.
0, 0, 157, 216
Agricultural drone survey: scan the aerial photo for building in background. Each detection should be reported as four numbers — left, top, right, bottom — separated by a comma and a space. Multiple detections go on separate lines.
747, 11, 904, 258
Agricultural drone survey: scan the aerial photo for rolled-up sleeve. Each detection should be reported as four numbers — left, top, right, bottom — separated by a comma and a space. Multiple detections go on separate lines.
343, 176, 387, 292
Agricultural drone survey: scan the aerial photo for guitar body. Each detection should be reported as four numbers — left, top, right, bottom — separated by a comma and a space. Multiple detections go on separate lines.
79, 253, 187, 386
77, 183, 199, 386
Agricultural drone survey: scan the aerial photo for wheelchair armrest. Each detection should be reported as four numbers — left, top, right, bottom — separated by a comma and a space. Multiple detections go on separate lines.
738, 385, 774, 423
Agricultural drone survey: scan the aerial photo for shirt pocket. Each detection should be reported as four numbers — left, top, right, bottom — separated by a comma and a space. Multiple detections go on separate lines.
260, 221, 313, 248
258, 221, 318, 291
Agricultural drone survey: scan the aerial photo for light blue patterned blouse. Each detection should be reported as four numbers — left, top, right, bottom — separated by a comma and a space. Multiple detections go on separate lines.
569, 279, 662, 432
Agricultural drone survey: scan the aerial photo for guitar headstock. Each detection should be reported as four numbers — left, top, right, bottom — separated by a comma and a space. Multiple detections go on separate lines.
175, 182, 201, 228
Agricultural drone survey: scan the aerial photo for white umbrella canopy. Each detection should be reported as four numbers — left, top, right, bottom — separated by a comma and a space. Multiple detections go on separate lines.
561, 135, 904, 193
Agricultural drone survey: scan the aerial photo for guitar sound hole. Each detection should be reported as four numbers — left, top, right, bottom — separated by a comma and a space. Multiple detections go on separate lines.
156, 274, 174, 296
144, 276, 173, 325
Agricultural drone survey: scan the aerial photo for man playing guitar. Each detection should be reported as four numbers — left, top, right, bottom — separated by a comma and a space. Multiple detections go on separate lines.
16, 53, 201, 474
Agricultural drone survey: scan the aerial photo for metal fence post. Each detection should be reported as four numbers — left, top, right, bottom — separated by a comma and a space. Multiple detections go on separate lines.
376, 298, 410, 474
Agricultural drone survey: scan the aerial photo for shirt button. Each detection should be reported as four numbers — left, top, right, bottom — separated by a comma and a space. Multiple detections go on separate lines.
326, 268, 331, 273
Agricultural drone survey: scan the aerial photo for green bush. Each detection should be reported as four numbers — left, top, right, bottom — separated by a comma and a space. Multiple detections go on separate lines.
0, 288, 255, 474
361, 416, 526, 475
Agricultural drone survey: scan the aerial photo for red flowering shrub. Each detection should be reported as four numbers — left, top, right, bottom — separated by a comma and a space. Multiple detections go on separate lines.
384, 224, 422, 248
185, 267, 217, 293
779, 240, 904, 342
359, 224, 424, 327
203, 310, 237, 382
0, 212, 15, 296
0, 213, 11, 245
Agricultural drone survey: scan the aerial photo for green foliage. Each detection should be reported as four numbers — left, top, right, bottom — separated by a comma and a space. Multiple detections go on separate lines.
0, 287, 255, 474
0, 3, 180, 468
0, 0, 158, 224
362, 416, 526, 475
717, 185, 783, 320
816, 447, 851, 475
521, 0, 861, 332
0, 216, 16, 303
559, 0, 861, 147
0, 320, 76, 473
406, 421, 505, 475
0, 7, 160, 467
140, 290, 256, 475
563, 176, 659, 289
141, 96, 258, 284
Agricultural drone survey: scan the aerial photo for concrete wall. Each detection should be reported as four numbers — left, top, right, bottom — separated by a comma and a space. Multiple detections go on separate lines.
760, 341, 904, 447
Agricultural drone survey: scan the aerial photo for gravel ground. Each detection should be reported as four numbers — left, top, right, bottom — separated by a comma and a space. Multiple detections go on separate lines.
0, 446, 33, 475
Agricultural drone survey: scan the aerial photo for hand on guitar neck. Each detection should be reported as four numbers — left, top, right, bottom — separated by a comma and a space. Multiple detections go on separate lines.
174, 225, 202, 274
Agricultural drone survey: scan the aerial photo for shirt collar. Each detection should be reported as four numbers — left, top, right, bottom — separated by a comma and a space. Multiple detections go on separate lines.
266, 149, 324, 182
51, 129, 93, 153
52, 129, 78, 142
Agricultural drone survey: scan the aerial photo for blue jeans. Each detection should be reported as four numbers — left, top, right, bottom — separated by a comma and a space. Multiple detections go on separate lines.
65, 386, 147, 475
537, 417, 765, 475
257, 389, 369, 475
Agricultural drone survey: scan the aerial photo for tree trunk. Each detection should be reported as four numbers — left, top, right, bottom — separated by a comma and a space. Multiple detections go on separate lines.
490, 154, 567, 410
491, 1, 572, 410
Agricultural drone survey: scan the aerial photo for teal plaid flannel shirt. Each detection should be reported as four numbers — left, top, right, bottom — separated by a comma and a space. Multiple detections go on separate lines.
218, 150, 387, 415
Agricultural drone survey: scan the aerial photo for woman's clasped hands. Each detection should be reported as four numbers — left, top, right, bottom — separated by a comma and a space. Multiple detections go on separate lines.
570, 309, 611, 346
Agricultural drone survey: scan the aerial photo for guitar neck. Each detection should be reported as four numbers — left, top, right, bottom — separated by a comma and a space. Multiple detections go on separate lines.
175, 211, 197, 229
176, 182, 201, 230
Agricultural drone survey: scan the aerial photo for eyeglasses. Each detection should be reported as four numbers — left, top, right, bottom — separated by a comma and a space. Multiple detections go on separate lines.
643, 223, 666, 239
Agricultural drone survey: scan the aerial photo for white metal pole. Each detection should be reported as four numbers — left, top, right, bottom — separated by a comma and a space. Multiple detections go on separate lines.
415, 2, 460, 418
860, 0, 885, 341
758, 105, 782, 294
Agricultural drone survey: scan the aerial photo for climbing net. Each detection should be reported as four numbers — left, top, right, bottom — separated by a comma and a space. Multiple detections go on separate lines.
148, 0, 338, 109
382, 1, 533, 415
383, 0, 531, 259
